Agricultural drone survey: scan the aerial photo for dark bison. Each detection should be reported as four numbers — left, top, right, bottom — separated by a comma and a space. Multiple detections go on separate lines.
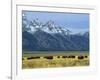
84, 55, 88, 58
22, 58, 24, 60
57, 56, 60, 58
68, 55, 75, 58
44, 56, 53, 59
78, 56, 84, 59
62, 56, 68, 58
27, 56, 40, 60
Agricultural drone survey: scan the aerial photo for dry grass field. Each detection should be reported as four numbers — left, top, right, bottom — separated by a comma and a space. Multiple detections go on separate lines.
22, 51, 89, 69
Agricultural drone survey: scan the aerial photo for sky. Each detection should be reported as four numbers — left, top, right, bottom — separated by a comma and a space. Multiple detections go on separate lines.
22, 10, 89, 34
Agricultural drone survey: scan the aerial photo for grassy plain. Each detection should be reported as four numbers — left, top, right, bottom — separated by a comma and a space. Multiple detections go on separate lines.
22, 51, 89, 69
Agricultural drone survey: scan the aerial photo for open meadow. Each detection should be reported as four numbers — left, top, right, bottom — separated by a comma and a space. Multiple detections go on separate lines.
22, 51, 89, 69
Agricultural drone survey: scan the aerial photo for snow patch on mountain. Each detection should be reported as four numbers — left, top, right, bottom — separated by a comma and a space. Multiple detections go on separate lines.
22, 17, 73, 35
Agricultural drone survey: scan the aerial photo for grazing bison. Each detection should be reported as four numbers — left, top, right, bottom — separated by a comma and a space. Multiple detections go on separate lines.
27, 56, 40, 60
68, 55, 75, 58
84, 55, 88, 58
22, 58, 24, 60
44, 56, 53, 59
57, 56, 60, 58
78, 56, 84, 59
62, 56, 68, 58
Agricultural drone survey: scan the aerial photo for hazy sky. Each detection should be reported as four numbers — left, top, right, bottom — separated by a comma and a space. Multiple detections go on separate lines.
22, 10, 89, 34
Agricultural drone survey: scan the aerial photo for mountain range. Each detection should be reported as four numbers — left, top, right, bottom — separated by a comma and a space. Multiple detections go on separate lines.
22, 18, 89, 51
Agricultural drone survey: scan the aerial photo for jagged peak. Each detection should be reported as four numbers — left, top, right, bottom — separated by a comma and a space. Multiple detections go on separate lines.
22, 18, 74, 35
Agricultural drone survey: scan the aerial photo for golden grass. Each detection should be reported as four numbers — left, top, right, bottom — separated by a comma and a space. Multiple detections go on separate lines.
22, 56, 89, 69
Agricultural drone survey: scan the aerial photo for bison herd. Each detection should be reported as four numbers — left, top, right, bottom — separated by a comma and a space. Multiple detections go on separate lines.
23, 55, 88, 60
27, 56, 40, 60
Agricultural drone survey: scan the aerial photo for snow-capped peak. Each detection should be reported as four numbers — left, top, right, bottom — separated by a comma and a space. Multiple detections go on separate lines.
22, 18, 72, 35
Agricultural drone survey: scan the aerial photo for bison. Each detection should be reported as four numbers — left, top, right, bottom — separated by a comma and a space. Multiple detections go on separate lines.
62, 56, 68, 58
84, 55, 88, 58
68, 55, 75, 58
27, 56, 40, 60
44, 56, 53, 59
78, 56, 84, 59
22, 58, 24, 60
57, 56, 60, 58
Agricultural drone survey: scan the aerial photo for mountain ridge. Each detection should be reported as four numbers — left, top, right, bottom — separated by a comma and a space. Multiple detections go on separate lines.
22, 18, 89, 51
